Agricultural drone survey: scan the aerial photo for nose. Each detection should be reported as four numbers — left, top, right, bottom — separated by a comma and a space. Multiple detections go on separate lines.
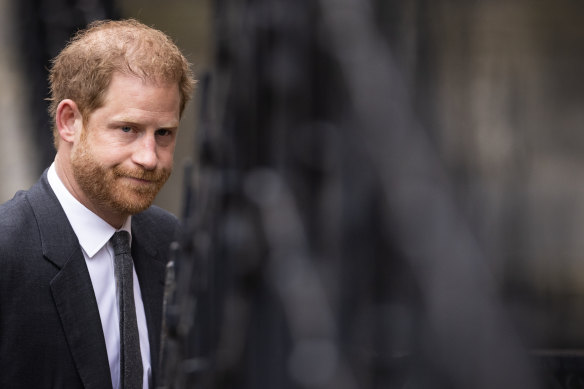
132, 133, 158, 170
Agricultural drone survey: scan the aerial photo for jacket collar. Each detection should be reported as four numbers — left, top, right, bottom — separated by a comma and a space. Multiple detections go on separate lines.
27, 170, 113, 388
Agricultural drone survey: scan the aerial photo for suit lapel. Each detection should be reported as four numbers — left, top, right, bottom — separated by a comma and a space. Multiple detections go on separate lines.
131, 224, 167, 384
50, 250, 113, 389
28, 172, 113, 389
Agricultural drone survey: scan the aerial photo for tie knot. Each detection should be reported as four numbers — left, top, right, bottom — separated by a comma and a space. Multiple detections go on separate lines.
111, 230, 131, 256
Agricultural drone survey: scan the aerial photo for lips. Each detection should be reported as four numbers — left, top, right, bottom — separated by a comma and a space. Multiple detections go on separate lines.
115, 168, 165, 183
126, 175, 154, 183
122, 175, 159, 187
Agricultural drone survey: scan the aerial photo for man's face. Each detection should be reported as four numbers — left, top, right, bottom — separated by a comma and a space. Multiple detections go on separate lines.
70, 72, 181, 219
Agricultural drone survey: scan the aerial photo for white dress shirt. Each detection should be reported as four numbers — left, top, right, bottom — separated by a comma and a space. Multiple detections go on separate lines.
48, 163, 151, 389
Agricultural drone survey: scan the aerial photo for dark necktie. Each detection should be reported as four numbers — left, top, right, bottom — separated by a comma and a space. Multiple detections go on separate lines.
111, 231, 143, 389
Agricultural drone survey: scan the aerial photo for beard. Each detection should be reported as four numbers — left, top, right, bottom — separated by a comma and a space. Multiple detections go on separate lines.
70, 133, 172, 216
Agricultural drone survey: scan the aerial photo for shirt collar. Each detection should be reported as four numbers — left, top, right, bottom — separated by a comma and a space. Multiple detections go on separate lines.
47, 162, 132, 258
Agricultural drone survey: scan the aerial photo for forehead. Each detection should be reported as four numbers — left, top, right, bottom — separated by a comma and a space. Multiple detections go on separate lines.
95, 72, 181, 125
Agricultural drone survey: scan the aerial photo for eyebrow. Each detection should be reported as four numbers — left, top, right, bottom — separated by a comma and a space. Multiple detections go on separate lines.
109, 118, 179, 129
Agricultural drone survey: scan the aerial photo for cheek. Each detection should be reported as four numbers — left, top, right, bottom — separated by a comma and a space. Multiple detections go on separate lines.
93, 137, 131, 162
158, 146, 176, 167
93, 147, 130, 167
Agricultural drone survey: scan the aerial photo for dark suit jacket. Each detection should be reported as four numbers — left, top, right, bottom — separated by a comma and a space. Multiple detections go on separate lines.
0, 171, 179, 388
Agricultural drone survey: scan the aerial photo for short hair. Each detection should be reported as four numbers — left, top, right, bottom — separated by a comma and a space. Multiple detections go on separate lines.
48, 19, 195, 147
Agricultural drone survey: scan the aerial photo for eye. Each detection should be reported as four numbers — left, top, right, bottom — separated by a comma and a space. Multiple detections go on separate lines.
156, 129, 172, 137
121, 126, 132, 133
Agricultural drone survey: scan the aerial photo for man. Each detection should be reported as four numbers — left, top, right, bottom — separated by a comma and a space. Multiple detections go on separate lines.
0, 19, 194, 388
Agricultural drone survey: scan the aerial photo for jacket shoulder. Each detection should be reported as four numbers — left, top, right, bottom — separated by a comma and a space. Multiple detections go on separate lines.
0, 190, 36, 236
0, 189, 44, 269
135, 205, 179, 230
132, 205, 180, 251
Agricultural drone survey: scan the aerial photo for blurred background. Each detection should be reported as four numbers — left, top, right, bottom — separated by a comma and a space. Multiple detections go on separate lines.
3, 0, 584, 388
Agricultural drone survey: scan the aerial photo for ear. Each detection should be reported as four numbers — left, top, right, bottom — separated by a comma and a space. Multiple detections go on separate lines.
55, 99, 83, 144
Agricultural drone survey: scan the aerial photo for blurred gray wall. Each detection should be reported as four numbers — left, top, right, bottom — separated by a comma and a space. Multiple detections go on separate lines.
0, 0, 39, 201
428, 2, 584, 289
402, 0, 584, 346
